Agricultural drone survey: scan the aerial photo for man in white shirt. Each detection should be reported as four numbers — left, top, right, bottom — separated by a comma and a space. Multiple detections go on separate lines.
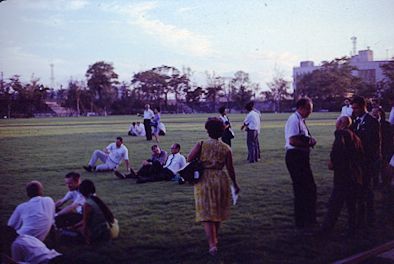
83, 137, 130, 174
54, 172, 85, 228
8, 181, 55, 241
284, 97, 317, 229
143, 104, 154, 141
340, 98, 353, 117
241, 102, 261, 163
136, 143, 186, 183
135, 121, 146, 137
3, 226, 63, 264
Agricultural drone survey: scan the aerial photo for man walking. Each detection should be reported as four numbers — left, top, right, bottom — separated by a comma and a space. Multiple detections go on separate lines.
284, 98, 317, 229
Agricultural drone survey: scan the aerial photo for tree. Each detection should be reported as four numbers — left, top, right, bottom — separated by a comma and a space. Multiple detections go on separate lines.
380, 60, 394, 97
205, 72, 224, 112
230, 71, 254, 110
131, 70, 166, 107
86, 61, 119, 115
184, 86, 204, 112
266, 76, 292, 112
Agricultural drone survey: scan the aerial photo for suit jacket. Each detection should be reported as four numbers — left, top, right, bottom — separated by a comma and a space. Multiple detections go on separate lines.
351, 113, 381, 162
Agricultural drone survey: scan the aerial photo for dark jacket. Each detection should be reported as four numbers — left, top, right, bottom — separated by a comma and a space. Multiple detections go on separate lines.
330, 128, 364, 187
351, 113, 381, 163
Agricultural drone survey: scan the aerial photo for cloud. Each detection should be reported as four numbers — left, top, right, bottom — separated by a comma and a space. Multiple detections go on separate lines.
106, 1, 214, 57
10, 0, 89, 11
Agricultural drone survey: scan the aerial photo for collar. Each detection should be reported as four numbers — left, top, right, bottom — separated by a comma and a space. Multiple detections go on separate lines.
295, 111, 304, 121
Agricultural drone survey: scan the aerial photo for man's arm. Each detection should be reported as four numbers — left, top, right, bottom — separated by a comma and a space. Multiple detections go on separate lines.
56, 202, 78, 217
8, 206, 22, 230
124, 160, 130, 172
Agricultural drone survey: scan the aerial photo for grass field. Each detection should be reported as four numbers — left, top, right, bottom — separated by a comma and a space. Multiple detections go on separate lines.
1, 113, 394, 264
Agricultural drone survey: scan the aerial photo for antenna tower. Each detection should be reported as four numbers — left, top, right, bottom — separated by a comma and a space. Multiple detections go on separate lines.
351, 36, 357, 56
50, 63, 55, 89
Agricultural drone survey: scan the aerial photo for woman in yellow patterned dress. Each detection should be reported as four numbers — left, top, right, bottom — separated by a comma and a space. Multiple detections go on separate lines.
187, 117, 240, 256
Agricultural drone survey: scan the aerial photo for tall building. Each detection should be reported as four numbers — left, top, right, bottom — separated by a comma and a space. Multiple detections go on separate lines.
292, 48, 391, 92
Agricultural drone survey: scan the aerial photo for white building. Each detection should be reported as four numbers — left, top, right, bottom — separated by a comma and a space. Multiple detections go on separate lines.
293, 49, 391, 92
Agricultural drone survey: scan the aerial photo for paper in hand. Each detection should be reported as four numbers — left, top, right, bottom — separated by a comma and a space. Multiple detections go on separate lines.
231, 185, 238, 205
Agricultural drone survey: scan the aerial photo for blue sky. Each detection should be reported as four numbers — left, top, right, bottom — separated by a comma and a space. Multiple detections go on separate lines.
0, 0, 393, 90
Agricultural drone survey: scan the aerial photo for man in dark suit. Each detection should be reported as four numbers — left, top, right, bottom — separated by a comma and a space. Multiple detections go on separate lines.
351, 96, 381, 227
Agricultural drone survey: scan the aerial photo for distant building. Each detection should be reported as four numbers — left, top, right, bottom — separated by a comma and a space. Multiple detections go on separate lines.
292, 48, 391, 93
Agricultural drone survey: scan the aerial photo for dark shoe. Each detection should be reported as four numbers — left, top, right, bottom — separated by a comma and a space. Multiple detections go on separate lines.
83, 165, 93, 172
114, 171, 126, 179
125, 170, 137, 179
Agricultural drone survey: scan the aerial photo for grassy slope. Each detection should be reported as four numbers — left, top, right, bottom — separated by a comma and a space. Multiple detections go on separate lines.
1, 113, 393, 264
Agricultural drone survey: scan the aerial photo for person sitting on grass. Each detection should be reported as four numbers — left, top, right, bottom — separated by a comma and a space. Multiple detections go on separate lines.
8, 181, 55, 242
83, 137, 131, 176
128, 122, 137, 136
115, 144, 167, 180
55, 172, 85, 229
2, 225, 65, 264
135, 121, 146, 137
136, 143, 186, 184
74, 180, 115, 245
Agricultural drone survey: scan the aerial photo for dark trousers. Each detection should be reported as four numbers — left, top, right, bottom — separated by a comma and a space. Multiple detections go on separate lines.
221, 136, 232, 147
137, 161, 163, 177
137, 168, 174, 183
144, 119, 152, 140
285, 149, 317, 228
247, 130, 260, 162
357, 162, 375, 226
321, 185, 357, 233
55, 213, 82, 228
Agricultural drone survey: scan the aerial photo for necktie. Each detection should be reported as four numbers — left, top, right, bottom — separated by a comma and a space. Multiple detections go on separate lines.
166, 155, 175, 168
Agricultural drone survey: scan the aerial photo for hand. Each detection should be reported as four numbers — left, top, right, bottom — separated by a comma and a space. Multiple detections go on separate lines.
309, 137, 317, 147
142, 160, 149, 166
233, 183, 240, 194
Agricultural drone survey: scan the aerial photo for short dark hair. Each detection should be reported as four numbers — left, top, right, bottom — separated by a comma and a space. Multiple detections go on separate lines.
65, 172, 80, 181
352, 95, 366, 107
173, 143, 181, 150
132, 122, 136, 125
79, 179, 96, 197
155, 107, 160, 112
116, 136, 123, 142
151, 144, 159, 150
218, 106, 226, 114
26, 181, 42, 198
296, 97, 312, 109
205, 117, 225, 139
245, 102, 254, 111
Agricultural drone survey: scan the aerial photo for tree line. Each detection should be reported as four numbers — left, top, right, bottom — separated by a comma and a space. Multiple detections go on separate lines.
0, 58, 393, 118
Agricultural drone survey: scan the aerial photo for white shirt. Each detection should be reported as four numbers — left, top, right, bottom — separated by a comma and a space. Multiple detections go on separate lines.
244, 110, 261, 131
389, 107, 394, 125
158, 122, 166, 133
129, 125, 137, 134
164, 153, 186, 175
340, 105, 353, 117
8, 196, 55, 241
143, 109, 154, 119
12, 234, 61, 264
284, 111, 310, 150
59, 190, 85, 214
135, 123, 146, 136
106, 143, 129, 165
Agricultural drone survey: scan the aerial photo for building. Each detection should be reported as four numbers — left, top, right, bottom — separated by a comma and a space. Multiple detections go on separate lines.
292, 48, 391, 93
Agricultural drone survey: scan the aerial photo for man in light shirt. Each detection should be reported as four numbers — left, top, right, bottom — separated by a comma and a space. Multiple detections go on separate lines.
143, 104, 154, 141
83, 136, 131, 174
54, 172, 85, 228
284, 97, 317, 229
128, 122, 138, 136
8, 181, 55, 241
241, 101, 261, 163
340, 98, 353, 117
135, 121, 146, 137
136, 143, 186, 183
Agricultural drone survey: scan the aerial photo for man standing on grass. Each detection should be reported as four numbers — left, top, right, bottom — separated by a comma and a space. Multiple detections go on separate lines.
143, 104, 154, 141
83, 136, 131, 175
241, 101, 261, 163
284, 97, 317, 229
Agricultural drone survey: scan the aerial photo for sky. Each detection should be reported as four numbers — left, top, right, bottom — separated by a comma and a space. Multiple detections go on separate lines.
0, 0, 393, 91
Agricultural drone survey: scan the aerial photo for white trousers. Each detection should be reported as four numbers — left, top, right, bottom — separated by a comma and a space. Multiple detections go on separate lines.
88, 150, 118, 171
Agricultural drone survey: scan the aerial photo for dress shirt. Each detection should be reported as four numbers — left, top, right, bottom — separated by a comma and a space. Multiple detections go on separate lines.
164, 153, 186, 175
143, 109, 154, 119
244, 110, 261, 131
106, 143, 129, 165
151, 150, 168, 165
8, 196, 55, 241
12, 234, 61, 264
340, 105, 353, 117
59, 190, 85, 214
285, 111, 310, 150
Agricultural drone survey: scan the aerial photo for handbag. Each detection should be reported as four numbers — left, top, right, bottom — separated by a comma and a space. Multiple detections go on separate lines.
179, 141, 204, 184
108, 218, 119, 239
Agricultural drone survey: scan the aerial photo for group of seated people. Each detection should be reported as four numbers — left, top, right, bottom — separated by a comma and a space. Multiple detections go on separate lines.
3, 176, 116, 263
128, 121, 166, 137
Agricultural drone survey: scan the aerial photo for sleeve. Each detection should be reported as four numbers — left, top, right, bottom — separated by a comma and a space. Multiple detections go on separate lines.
159, 151, 168, 165
123, 147, 129, 161
60, 191, 72, 204
11, 239, 25, 262
180, 155, 186, 168
244, 113, 251, 125
8, 205, 23, 230
285, 116, 300, 139
106, 143, 113, 152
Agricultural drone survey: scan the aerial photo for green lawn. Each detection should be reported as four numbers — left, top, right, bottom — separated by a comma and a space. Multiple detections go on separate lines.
1, 113, 393, 264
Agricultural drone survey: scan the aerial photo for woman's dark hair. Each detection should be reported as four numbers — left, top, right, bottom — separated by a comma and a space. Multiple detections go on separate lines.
245, 102, 254, 111
79, 180, 115, 225
155, 107, 160, 112
218, 106, 226, 115
205, 117, 225, 139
